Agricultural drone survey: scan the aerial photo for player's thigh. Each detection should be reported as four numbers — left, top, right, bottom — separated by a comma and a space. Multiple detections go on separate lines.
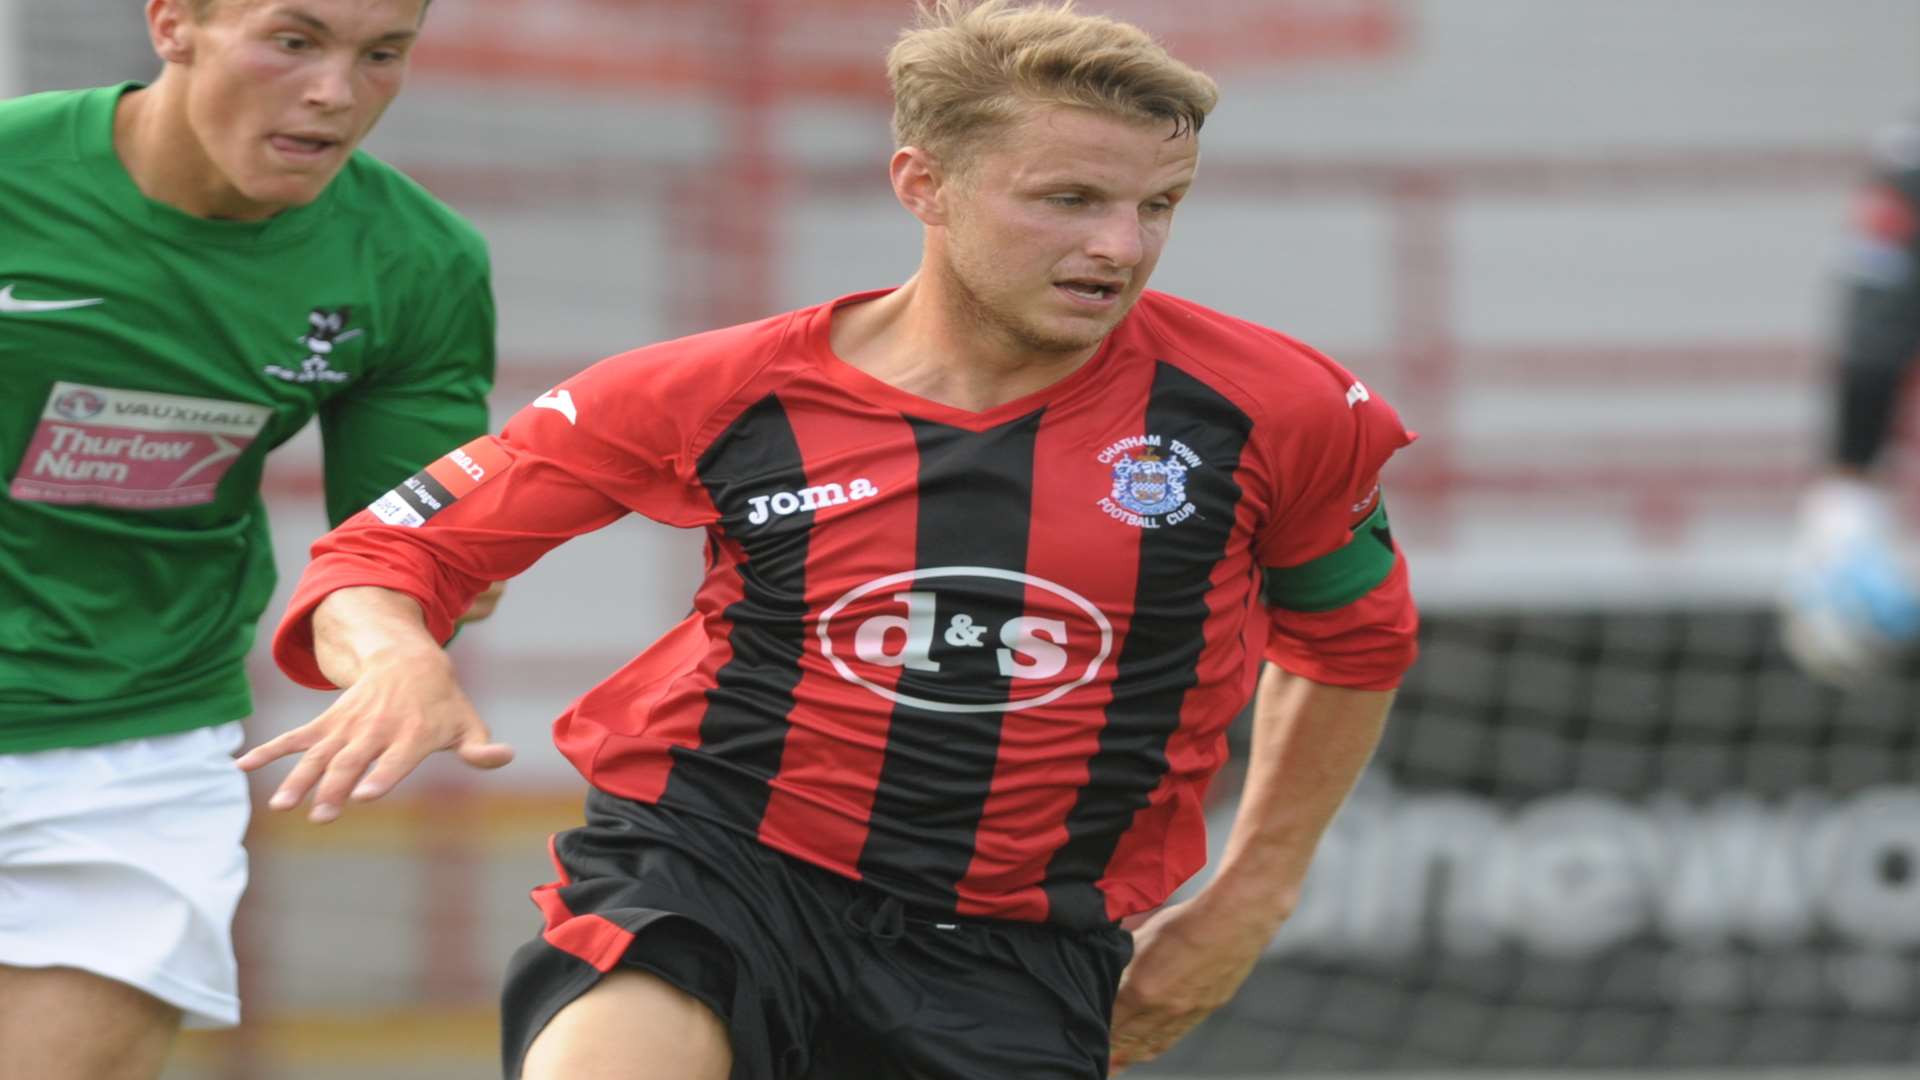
0, 963, 182, 1080
522, 967, 731, 1080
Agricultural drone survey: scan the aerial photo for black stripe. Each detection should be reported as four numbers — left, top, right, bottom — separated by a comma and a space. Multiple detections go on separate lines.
1043, 363, 1254, 925
857, 412, 1041, 907
397, 470, 455, 520
662, 395, 813, 834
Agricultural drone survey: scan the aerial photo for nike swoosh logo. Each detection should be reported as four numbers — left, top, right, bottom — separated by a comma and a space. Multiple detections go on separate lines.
0, 284, 105, 314
533, 389, 577, 425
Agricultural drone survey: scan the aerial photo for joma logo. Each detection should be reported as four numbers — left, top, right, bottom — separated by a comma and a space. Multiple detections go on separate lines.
746, 478, 879, 525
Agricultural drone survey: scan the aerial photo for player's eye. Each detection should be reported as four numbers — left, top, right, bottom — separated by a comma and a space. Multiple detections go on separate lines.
1045, 193, 1088, 208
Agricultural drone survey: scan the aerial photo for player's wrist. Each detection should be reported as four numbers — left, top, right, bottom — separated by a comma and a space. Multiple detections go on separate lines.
1186, 864, 1306, 937
354, 640, 456, 681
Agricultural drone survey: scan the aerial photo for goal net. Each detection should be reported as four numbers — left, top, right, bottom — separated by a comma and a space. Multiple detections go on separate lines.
1161, 608, 1920, 1072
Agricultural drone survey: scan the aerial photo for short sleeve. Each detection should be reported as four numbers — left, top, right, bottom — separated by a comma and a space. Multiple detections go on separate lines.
1253, 372, 1414, 577
1251, 362, 1419, 689
318, 239, 495, 526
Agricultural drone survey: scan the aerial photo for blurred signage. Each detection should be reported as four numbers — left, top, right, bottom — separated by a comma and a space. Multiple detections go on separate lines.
408, 0, 1409, 94
1196, 779, 1920, 1013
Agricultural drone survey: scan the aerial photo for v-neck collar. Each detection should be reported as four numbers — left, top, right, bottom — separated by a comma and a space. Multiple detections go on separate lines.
803, 290, 1124, 432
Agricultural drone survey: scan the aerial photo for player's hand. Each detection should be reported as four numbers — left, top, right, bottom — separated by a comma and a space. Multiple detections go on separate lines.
235, 644, 514, 823
1107, 898, 1272, 1072
1779, 477, 1920, 685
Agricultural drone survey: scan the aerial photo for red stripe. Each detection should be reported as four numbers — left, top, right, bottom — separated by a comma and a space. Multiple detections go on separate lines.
543, 912, 637, 974
562, 615, 715, 803
756, 397, 923, 875
530, 835, 637, 973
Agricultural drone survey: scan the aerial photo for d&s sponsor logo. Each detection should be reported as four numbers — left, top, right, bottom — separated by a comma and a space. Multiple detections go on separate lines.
817, 566, 1113, 714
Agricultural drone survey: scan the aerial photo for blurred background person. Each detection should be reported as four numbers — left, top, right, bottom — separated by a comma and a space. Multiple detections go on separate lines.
1780, 112, 1920, 685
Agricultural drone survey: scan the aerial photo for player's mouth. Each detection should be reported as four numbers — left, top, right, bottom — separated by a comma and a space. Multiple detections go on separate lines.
1055, 279, 1125, 307
268, 133, 343, 162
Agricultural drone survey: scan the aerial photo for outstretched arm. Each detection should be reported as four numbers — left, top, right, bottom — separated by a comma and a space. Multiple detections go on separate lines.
237, 585, 514, 823
1107, 665, 1391, 1072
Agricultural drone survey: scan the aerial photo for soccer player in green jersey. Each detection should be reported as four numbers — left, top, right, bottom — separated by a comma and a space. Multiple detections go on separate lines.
0, 2, 507, 1076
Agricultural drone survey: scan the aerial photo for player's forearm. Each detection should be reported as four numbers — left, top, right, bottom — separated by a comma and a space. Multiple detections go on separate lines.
311, 585, 449, 689
1193, 666, 1392, 932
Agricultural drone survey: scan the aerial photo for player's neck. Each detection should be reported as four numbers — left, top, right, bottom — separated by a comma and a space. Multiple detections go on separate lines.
113, 79, 278, 222
830, 275, 1104, 414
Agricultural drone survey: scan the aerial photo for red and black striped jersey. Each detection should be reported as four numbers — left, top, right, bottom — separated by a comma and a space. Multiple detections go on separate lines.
275, 289, 1419, 928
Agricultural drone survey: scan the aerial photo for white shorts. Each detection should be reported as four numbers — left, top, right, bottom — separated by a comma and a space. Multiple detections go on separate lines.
0, 721, 249, 1028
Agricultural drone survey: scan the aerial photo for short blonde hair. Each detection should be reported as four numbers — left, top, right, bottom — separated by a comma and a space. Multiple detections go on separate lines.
187, 0, 434, 20
888, 0, 1219, 171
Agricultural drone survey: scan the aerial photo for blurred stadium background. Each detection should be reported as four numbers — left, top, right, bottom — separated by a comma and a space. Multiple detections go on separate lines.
8, 0, 1920, 1076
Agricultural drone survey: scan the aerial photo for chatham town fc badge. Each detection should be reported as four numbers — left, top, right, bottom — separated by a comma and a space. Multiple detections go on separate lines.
1097, 434, 1202, 528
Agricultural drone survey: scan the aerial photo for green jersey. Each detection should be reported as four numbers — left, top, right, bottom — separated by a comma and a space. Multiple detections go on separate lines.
0, 84, 495, 752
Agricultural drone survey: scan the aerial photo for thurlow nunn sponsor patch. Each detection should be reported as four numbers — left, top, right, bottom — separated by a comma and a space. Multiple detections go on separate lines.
9, 382, 272, 510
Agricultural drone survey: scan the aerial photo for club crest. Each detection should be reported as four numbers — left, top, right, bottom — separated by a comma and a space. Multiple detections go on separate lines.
264, 306, 360, 385
1110, 450, 1187, 516
1096, 434, 1204, 529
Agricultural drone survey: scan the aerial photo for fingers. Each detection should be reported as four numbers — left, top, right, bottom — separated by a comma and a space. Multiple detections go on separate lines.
248, 706, 507, 822
243, 636, 503, 821
264, 735, 340, 818
1108, 1018, 1187, 1073
348, 746, 429, 804
456, 739, 516, 770
234, 725, 321, 773
1108, 1001, 1149, 1071
305, 740, 394, 823
1108, 976, 1204, 1072
264, 735, 440, 822
348, 731, 512, 806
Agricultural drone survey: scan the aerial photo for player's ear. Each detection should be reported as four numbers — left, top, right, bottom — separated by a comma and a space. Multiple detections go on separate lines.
148, 0, 198, 65
891, 146, 951, 227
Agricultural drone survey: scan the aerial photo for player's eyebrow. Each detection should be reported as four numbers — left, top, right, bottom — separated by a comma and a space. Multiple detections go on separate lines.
268, 6, 420, 45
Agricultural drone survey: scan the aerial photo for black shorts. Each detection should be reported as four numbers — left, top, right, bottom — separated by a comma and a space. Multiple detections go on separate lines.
501, 790, 1133, 1080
